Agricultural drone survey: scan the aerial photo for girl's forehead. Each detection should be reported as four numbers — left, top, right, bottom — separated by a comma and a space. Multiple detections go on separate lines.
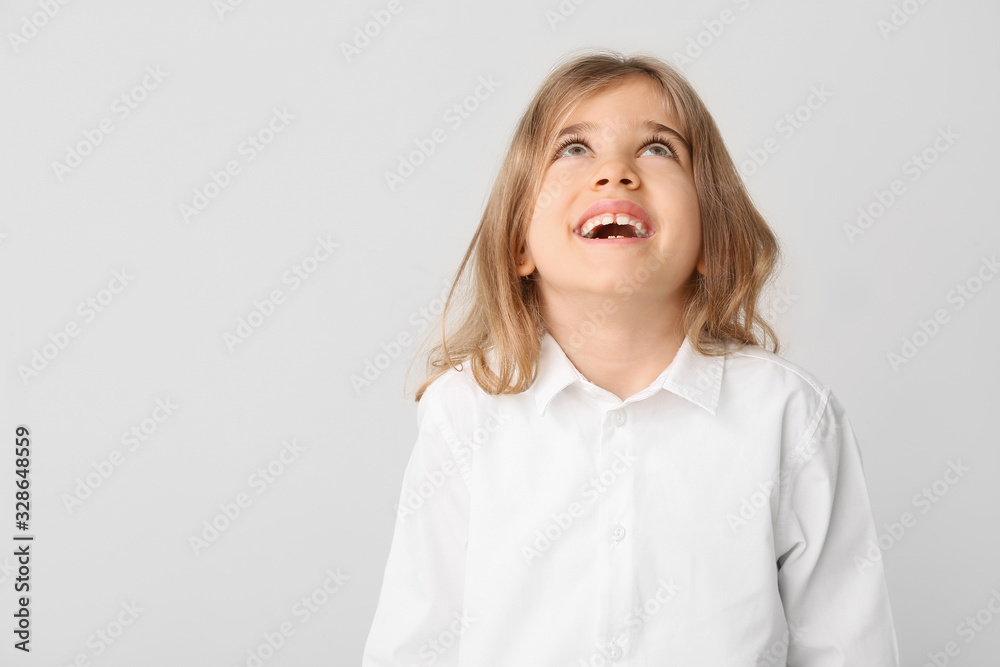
554, 83, 685, 137
569, 76, 677, 110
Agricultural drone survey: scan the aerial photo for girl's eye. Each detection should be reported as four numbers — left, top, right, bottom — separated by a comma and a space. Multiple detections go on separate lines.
561, 143, 589, 157
551, 133, 680, 161
641, 133, 680, 158
642, 140, 677, 158
551, 134, 590, 160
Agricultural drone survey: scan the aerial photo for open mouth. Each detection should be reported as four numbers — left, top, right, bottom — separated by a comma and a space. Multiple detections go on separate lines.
576, 213, 652, 239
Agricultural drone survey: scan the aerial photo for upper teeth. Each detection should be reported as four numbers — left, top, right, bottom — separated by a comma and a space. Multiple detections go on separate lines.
578, 213, 650, 239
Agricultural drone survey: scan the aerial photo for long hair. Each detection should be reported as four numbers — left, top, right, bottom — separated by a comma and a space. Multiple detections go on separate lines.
407, 49, 781, 402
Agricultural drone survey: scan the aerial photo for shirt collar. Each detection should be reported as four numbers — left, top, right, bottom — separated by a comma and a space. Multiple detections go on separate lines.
533, 330, 725, 417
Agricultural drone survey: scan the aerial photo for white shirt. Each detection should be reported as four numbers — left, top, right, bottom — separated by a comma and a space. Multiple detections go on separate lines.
362, 331, 900, 666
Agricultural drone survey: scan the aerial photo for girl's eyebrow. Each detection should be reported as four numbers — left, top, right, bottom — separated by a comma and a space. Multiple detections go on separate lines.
555, 119, 691, 153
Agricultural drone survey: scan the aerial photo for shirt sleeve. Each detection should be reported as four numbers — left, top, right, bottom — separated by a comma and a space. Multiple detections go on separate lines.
775, 390, 901, 666
361, 383, 471, 667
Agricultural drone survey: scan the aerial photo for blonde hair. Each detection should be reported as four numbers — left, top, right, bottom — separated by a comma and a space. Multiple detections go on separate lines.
407, 48, 781, 402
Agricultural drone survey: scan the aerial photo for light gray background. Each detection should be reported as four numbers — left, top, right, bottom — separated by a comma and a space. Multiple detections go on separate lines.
1, 0, 998, 665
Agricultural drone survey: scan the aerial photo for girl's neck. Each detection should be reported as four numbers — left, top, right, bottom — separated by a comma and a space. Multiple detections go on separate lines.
542, 293, 687, 402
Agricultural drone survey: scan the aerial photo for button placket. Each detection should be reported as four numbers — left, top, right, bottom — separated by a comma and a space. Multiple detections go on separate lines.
599, 405, 635, 662
606, 408, 629, 548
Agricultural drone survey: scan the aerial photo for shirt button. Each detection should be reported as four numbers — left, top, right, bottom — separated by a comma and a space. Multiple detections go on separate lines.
609, 409, 626, 425
608, 642, 623, 661
610, 524, 626, 542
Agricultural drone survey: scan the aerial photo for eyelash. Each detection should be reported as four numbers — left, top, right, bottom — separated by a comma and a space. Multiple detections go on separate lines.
550, 133, 681, 162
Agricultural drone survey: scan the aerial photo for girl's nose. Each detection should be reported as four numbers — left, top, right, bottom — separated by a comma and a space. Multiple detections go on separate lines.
593, 159, 640, 189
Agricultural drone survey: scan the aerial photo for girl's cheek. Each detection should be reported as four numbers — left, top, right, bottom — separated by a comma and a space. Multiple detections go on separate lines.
535, 169, 576, 213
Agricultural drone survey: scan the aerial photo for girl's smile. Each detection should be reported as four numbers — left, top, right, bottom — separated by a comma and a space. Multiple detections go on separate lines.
574, 198, 655, 240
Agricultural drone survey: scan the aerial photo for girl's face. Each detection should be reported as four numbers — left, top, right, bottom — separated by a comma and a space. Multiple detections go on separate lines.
517, 76, 704, 312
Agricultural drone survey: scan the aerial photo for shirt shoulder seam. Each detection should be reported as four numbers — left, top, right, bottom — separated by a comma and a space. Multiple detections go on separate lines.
728, 347, 828, 398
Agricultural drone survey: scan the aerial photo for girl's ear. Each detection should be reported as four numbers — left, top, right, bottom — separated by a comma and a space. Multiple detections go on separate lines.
696, 252, 706, 276
516, 245, 536, 277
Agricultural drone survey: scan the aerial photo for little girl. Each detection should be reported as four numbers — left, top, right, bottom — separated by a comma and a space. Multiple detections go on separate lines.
363, 49, 900, 666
